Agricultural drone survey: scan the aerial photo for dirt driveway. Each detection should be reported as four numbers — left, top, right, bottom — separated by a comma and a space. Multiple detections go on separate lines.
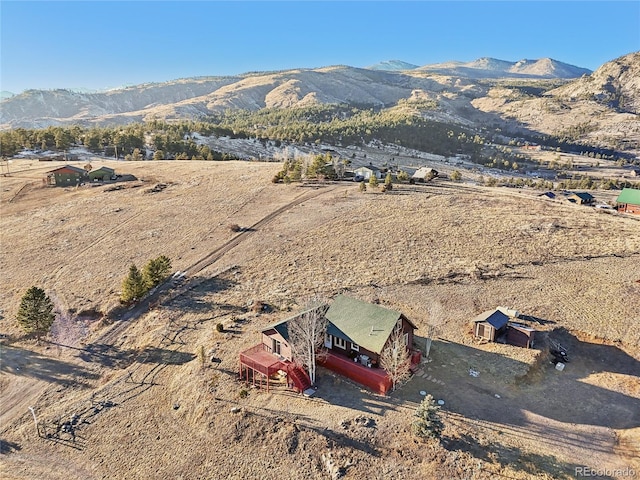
396, 333, 640, 477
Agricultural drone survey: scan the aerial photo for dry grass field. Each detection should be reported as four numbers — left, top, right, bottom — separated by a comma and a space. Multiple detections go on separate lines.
1, 159, 639, 479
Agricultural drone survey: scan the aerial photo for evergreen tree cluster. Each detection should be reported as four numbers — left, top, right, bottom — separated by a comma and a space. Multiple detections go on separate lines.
120, 255, 172, 304
2, 104, 636, 171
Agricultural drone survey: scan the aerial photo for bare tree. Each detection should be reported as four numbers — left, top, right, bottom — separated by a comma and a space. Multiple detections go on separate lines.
424, 301, 445, 359
379, 321, 412, 392
288, 297, 328, 385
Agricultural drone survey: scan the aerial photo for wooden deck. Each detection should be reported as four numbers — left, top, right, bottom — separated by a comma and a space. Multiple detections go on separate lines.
239, 343, 287, 391
319, 351, 393, 394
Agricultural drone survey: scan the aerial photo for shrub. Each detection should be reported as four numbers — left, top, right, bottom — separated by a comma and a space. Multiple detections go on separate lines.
450, 170, 462, 182
229, 223, 242, 232
238, 388, 249, 399
216, 323, 224, 333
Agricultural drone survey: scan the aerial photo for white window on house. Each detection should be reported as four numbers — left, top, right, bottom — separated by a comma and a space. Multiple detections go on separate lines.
351, 343, 359, 352
404, 332, 409, 347
324, 333, 332, 348
333, 336, 346, 349
272, 338, 281, 356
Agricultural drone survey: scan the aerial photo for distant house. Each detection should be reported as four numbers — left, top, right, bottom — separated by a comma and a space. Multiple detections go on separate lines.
616, 188, 640, 214
88, 166, 116, 182
567, 192, 595, 205
45, 165, 88, 186
538, 191, 556, 199
240, 295, 419, 395
354, 164, 383, 181
411, 167, 439, 182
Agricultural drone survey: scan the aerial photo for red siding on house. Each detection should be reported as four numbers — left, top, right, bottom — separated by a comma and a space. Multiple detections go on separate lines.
618, 203, 640, 214
261, 330, 293, 361
319, 351, 392, 394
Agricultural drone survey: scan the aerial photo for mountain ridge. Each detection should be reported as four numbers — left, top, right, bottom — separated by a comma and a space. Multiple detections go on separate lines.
0, 56, 592, 130
1, 53, 638, 158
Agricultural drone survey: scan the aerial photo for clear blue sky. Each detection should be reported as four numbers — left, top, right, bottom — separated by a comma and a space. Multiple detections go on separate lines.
1, 1, 639, 94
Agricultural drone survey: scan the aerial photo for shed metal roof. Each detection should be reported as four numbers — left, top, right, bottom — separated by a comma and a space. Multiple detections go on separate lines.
473, 309, 509, 330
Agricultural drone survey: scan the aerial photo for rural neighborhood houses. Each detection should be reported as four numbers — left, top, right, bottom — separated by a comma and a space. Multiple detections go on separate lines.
45, 164, 117, 186
240, 295, 419, 395
615, 187, 640, 214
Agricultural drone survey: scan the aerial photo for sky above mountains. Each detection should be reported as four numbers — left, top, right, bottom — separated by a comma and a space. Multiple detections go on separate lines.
1, 1, 638, 94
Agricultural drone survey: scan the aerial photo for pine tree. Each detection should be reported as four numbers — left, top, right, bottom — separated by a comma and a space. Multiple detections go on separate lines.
142, 255, 172, 290
384, 172, 393, 191
120, 264, 147, 304
16, 286, 55, 343
412, 394, 444, 440
368, 174, 379, 189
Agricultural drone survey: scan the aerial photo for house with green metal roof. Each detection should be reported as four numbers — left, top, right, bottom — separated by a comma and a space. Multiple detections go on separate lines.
324, 295, 416, 359
616, 188, 640, 214
248, 295, 418, 394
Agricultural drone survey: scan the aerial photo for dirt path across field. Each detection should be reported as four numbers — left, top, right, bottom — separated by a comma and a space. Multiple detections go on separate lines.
0, 183, 340, 436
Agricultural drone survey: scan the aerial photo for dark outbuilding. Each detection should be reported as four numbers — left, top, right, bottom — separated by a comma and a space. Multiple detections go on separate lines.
473, 309, 509, 342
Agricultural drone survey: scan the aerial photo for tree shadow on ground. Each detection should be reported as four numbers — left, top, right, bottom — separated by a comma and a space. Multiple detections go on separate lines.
0, 439, 21, 454
0, 345, 99, 387
76, 343, 137, 368
136, 347, 195, 365
49, 342, 196, 369
443, 432, 614, 480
